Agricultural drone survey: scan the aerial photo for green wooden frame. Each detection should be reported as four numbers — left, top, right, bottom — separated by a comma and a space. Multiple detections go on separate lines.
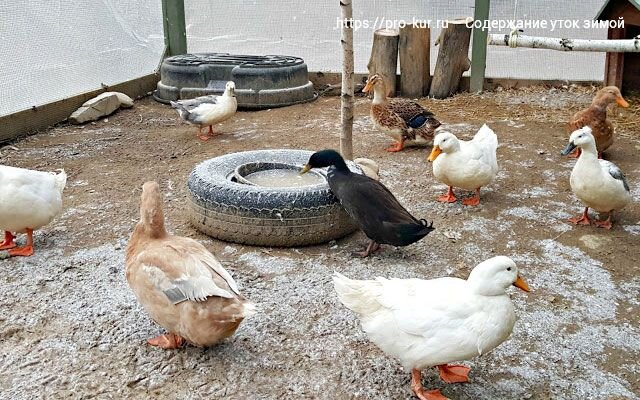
161, 0, 187, 56
470, 0, 490, 92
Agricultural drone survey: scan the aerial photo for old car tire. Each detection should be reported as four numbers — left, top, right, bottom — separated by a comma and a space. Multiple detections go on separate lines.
187, 149, 360, 247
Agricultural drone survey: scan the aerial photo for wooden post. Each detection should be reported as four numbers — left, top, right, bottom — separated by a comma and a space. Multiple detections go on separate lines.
340, 0, 354, 160
429, 18, 472, 99
367, 28, 399, 96
604, 26, 626, 87
470, 0, 490, 93
399, 24, 431, 97
162, 0, 187, 56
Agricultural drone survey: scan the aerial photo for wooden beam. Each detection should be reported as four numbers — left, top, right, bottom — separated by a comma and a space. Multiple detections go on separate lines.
470, 0, 490, 93
0, 74, 159, 143
162, 0, 187, 56
605, 27, 626, 87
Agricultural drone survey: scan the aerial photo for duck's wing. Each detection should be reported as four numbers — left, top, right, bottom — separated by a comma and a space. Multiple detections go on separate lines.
329, 173, 432, 244
330, 173, 419, 226
373, 277, 482, 336
599, 160, 630, 192
176, 96, 218, 111
388, 99, 440, 130
136, 240, 240, 305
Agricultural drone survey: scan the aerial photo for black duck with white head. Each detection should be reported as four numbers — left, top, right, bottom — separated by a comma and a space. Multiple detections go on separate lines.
301, 149, 434, 257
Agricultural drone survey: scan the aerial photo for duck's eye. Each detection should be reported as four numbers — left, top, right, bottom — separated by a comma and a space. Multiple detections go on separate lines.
507, 267, 512, 271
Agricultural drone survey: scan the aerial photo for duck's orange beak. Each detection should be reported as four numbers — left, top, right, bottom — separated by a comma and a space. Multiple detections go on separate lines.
363, 80, 375, 93
427, 145, 442, 162
616, 96, 629, 108
513, 275, 530, 292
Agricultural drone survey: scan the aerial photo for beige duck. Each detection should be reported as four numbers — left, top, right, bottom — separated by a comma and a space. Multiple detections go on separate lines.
126, 181, 254, 349
363, 74, 440, 152
566, 86, 629, 158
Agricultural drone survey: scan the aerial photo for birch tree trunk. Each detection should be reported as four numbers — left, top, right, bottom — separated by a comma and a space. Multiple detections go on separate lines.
488, 34, 640, 52
340, 0, 354, 160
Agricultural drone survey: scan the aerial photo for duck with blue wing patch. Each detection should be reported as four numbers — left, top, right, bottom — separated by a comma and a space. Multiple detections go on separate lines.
363, 74, 441, 152
301, 150, 434, 257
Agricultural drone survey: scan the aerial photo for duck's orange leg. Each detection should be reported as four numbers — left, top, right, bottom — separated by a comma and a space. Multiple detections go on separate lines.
437, 186, 457, 203
197, 126, 210, 141
411, 369, 449, 400
0, 231, 16, 250
462, 188, 481, 206
437, 364, 471, 384
385, 138, 405, 152
148, 333, 185, 349
568, 207, 591, 226
207, 125, 221, 138
9, 229, 34, 257
567, 148, 581, 158
594, 212, 613, 230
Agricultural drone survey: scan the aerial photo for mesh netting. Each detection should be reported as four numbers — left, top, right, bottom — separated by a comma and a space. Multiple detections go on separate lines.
1, 1, 611, 118
0, 0, 164, 117
186, 0, 607, 80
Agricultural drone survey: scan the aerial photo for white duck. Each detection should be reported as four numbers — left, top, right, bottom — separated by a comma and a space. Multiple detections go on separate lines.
171, 81, 238, 141
126, 181, 255, 349
354, 157, 380, 181
333, 256, 529, 400
0, 166, 66, 256
427, 124, 498, 206
560, 126, 632, 229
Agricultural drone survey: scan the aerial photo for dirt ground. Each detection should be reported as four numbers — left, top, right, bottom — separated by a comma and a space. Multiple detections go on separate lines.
0, 87, 638, 400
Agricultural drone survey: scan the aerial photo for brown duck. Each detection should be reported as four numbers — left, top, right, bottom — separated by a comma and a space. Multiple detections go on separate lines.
363, 74, 441, 152
126, 181, 255, 349
566, 86, 629, 158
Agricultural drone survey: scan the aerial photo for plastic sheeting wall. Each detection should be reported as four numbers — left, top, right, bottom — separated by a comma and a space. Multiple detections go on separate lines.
186, 0, 607, 81
0, 0, 164, 117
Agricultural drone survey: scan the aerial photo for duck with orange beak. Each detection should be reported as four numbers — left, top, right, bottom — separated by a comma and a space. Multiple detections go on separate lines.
363, 74, 440, 152
427, 124, 498, 206
566, 86, 629, 159
334, 256, 530, 400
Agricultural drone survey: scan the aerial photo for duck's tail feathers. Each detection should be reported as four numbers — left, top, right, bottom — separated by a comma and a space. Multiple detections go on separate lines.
54, 169, 67, 193
384, 219, 435, 246
241, 301, 257, 318
473, 124, 498, 149
333, 272, 383, 316
170, 101, 189, 119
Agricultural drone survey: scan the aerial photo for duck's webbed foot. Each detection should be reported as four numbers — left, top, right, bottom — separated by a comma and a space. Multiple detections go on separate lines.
352, 240, 380, 257
437, 364, 471, 384
147, 333, 185, 349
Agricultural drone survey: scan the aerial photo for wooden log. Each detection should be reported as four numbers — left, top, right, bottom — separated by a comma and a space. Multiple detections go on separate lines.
339, 0, 354, 160
367, 28, 399, 97
429, 18, 472, 99
399, 24, 431, 98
